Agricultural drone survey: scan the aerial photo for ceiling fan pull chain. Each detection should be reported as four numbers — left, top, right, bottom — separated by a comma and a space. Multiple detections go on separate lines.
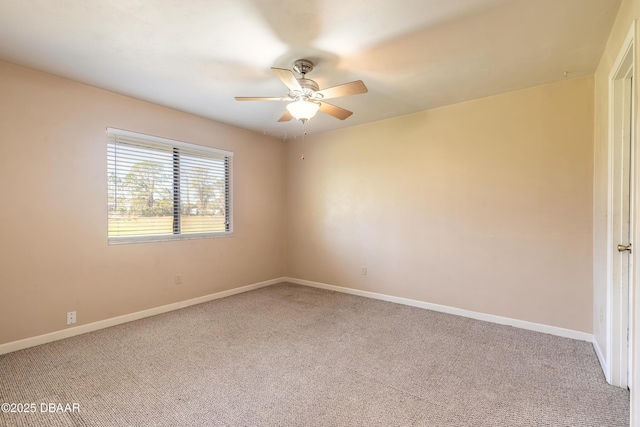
301, 122, 306, 160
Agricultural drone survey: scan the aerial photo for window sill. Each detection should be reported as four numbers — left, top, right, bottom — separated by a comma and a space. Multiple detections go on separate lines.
108, 231, 233, 245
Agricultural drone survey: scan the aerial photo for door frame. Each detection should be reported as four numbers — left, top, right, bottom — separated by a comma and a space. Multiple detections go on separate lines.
606, 21, 636, 391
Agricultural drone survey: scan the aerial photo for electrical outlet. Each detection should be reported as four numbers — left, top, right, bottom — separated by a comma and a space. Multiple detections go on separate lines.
361, 266, 367, 275
66, 311, 76, 325
175, 274, 182, 285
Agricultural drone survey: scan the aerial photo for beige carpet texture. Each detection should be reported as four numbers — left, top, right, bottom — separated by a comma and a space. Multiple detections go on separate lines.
0, 283, 630, 426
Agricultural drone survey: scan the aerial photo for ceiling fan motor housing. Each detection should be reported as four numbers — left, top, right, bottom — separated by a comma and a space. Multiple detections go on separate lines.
292, 60, 321, 99
298, 78, 319, 94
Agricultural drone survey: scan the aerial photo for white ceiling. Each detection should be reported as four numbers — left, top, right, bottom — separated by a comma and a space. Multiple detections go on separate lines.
0, 0, 621, 140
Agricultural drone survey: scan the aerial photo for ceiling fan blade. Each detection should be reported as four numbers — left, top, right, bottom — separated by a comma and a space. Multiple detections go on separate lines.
235, 96, 289, 101
319, 102, 353, 120
317, 80, 368, 100
272, 67, 303, 92
277, 110, 293, 122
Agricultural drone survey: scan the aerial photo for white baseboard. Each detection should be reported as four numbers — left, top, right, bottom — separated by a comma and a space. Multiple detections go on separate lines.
592, 337, 610, 383
2, 276, 595, 356
0, 277, 285, 356
284, 277, 593, 342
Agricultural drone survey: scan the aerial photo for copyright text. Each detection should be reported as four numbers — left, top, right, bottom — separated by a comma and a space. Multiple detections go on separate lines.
1, 403, 80, 413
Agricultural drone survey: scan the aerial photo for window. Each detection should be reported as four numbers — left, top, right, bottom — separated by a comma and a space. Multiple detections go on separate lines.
107, 128, 233, 243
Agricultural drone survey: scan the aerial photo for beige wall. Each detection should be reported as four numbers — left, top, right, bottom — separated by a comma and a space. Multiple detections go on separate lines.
0, 55, 597, 346
0, 61, 286, 345
286, 77, 594, 332
592, 0, 640, 369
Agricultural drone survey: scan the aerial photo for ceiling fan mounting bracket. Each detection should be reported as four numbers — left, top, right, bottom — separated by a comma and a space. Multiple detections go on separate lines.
293, 59, 314, 76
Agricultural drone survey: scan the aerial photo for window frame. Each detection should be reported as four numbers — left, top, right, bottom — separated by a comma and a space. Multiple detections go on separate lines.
106, 127, 233, 244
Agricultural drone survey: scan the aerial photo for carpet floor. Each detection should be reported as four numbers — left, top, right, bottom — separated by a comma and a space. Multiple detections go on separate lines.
0, 282, 630, 426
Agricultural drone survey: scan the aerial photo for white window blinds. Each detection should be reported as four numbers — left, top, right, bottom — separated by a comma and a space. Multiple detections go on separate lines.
107, 128, 233, 243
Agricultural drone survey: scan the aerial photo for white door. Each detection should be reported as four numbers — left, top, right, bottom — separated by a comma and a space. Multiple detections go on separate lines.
611, 56, 634, 389
621, 73, 633, 389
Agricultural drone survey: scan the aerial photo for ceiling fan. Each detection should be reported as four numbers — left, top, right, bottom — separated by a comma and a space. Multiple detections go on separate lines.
235, 59, 368, 124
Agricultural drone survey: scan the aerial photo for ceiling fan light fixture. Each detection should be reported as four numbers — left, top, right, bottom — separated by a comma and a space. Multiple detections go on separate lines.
286, 99, 320, 123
